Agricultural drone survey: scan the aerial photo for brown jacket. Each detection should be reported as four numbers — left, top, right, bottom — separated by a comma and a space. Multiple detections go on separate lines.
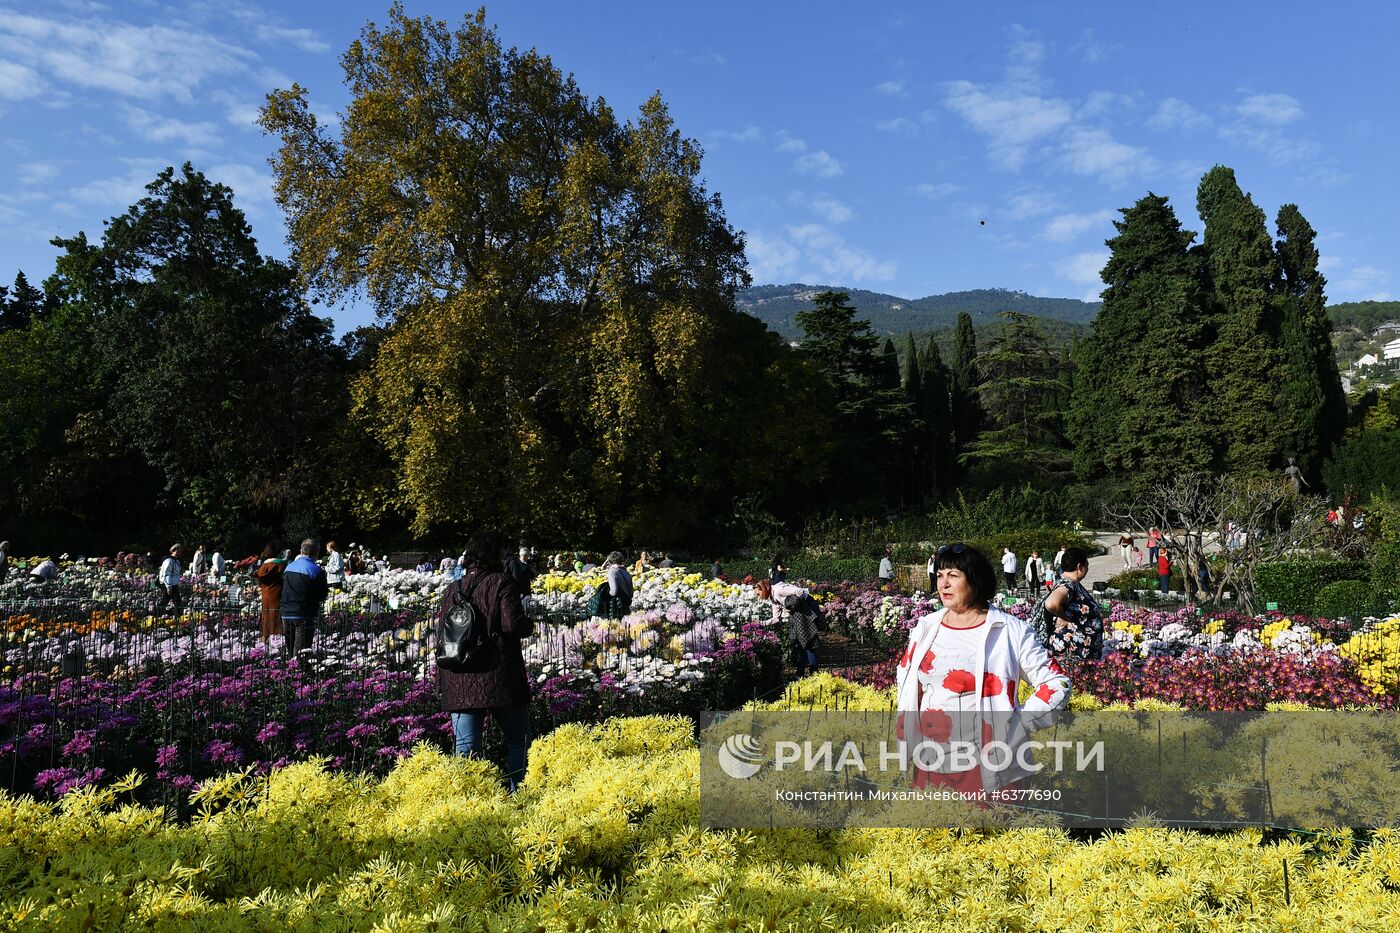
436, 568, 534, 710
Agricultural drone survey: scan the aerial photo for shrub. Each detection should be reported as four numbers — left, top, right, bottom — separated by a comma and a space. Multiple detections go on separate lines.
1106, 566, 1188, 593
1313, 579, 1383, 620
1253, 560, 1370, 614
1364, 494, 1400, 607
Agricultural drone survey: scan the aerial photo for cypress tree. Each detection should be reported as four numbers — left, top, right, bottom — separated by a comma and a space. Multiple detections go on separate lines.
899, 333, 924, 505
1069, 193, 1212, 483
1276, 203, 1347, 480
920, 335, 954, 501
949, 312, 981, 457
1197, 166, 1287, 473
879, 337, 901, 392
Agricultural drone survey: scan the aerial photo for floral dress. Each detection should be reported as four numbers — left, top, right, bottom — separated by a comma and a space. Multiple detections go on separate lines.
1046, 578, 1103, 662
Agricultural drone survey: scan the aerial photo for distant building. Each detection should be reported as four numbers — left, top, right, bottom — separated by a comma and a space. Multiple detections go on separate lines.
1384, 338, 1400, 362
1376, 321, 1400, 334
1357, 353, 1380, 367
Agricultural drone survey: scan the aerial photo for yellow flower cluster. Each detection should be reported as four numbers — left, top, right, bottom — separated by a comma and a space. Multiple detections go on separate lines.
1112, 620, 1145, 640
5, 703, 1400, 929
1338, 619, 1400, 696
533, 568, 746, 599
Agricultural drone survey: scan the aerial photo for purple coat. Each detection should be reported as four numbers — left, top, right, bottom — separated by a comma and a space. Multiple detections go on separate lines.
436, 568, 534, 711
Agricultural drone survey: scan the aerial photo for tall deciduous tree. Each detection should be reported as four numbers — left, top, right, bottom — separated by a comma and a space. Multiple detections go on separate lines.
1276, 203, 1347, 480
46, 164, 344, 541
260, 5, 814, 543
1197, 166, 1287, 474
1070, 193, 1213, 483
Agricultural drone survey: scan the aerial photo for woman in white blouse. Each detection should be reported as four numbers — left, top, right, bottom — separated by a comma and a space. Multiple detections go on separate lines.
896, 543, 1071, 797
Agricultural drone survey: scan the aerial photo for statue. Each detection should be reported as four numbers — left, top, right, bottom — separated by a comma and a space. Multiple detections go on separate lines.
1283, 458, 1307, 494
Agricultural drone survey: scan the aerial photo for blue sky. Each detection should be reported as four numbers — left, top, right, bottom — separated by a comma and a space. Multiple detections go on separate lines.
1, 1, 1396, 333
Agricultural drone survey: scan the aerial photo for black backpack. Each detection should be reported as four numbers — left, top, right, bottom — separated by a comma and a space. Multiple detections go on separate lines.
435, 573, 501, 673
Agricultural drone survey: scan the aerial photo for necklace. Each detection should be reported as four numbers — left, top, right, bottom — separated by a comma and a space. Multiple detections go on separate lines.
943, 608, 987, 630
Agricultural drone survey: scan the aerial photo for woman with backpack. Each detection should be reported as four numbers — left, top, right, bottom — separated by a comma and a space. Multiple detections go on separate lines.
1036, 546, 1104, 662
756, 577, 822, 679
436, 530, 535, 791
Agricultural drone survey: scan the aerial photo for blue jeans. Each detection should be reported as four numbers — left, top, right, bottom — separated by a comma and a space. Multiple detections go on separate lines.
1159, 574, 1170, 594
451, 704, 531, 790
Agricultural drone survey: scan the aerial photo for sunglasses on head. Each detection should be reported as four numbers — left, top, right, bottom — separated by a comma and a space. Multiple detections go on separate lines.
936, 544, 969, 556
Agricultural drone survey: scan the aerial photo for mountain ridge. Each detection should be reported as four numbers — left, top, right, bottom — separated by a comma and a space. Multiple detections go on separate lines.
738, 283, 1102, 340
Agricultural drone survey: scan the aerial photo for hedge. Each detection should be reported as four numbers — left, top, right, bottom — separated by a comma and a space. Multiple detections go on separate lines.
1313, 579, 1384, 620
721, 558, 874, 583
1253, 560, 1370, 614
724, 529, 1095, 590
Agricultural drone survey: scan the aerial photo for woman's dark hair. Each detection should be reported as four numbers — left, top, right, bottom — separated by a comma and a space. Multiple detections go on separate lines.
934, 543, 997, 609
1060, 547, 1090, 573
770, 554, 785, 571
461, 530, 511, 570
260, 542, 279, 560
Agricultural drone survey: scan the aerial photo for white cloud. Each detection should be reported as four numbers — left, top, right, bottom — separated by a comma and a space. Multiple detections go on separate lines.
207, 162, 275, 213
1059, 127, 1151, 183
1042, 210, 1115, 243
1220, 92, 1320, 166
774, 131, 807, 154
788, 191, 852, 225
1336, 265, 1390, 298
1005, 189, 1060, 219
1004, 26, 1046, 91
787, 223, 896, 283
1148, 97, 1210, 132
943, 26, 1153, 185
67, 162, 163, 208
254, 24, 329, 54
1057, 250, 1109, 287
1071, 30, 1112, 65
745, 224, 896, 284
793, 151, 843, 178
874, 117, 917, 136
744, 230, 800, 282
0, 60, 45, 100
944, 80, 1072, 169
711, 125, 762, 144
1079, 91, 1133, 118
875, 79, 908, 96
0, 11, 258, 103
211, 91, 262, 129
1236, 93, 1303, 126
689, 52, 727, 67
914, 182, 962, 201
123, 105, 221, 148
17, 161, 59, 185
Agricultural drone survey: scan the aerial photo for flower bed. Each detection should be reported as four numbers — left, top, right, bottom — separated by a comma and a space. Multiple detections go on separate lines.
2, 714, 1398, 929
1, 597, 781, 802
